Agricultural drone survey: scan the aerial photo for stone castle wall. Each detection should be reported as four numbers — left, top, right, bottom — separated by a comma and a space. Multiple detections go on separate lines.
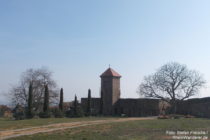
81, 96, 210, 117
177, 97, 210, 117
114, 98, 160, 116
81, 97, 160, 117
81, 98, 101, 115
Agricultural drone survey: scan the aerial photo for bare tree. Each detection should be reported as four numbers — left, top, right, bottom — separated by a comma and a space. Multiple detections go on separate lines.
9, 67, 59, 113
138, 62, 205, 114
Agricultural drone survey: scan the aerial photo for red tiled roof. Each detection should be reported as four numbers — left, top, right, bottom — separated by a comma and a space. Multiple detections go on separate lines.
100, 68, 121, 77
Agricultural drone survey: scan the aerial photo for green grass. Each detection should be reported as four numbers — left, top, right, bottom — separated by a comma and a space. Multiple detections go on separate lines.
0, 117, 114, 131
6, 118, 210, 140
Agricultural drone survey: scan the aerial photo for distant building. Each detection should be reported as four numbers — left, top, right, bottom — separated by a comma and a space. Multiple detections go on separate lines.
81, 67, 161, 116
0, 105, 12, 118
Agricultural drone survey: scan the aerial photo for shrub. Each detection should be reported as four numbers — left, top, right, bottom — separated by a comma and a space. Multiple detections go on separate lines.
13, 104, 25, 120
66, 109, 74, 118
170, 114, 184, 119
14, 113, 25, 120
0, 110, 3, 117
75, 106, 84, 117
66, 106, 84, 118
53, 109, 64, 118
174, 116, 180, 119
13, 111, 25, 120
39, 112, 51, 118
26, 110, 35, 119
158, 115, 170, 119
185, 115, 195, 118
121, 114, 127, 117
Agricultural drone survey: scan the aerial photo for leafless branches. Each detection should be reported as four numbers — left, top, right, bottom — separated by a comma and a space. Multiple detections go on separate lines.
138, 62, 205, 105
8, 67, 59, 113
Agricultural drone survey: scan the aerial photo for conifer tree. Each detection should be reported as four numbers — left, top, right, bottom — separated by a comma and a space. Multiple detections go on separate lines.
43, 85, 49, 113
87, 89, 91, 116
27, 82, 33, 118
59, 88, 64, 111
74, 95, 78, 116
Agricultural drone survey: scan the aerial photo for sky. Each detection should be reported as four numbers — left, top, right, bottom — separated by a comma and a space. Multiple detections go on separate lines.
0, 0, 210, 105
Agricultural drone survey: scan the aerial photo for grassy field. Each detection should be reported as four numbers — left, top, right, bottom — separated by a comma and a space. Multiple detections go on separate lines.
3, 118, 210, 140
0, 117, 114, 131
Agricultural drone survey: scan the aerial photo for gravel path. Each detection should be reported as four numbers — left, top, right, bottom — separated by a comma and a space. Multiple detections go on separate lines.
0, 117, 156, 140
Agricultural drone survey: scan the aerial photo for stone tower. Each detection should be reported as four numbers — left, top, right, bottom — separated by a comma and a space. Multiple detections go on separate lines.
100, 67, 121, 115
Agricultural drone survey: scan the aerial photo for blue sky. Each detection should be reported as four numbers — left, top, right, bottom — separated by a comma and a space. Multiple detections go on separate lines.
0, 0, 210, 104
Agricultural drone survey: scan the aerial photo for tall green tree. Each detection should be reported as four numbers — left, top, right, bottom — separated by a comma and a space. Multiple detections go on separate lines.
87, 89, 91, 116
43, 85, 49, 113
74, 95, 78, 116
59, 88, 64, 111
27, 82, 33, 118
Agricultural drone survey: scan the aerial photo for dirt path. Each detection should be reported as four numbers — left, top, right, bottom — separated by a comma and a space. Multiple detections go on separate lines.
0, 117, 156, 140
